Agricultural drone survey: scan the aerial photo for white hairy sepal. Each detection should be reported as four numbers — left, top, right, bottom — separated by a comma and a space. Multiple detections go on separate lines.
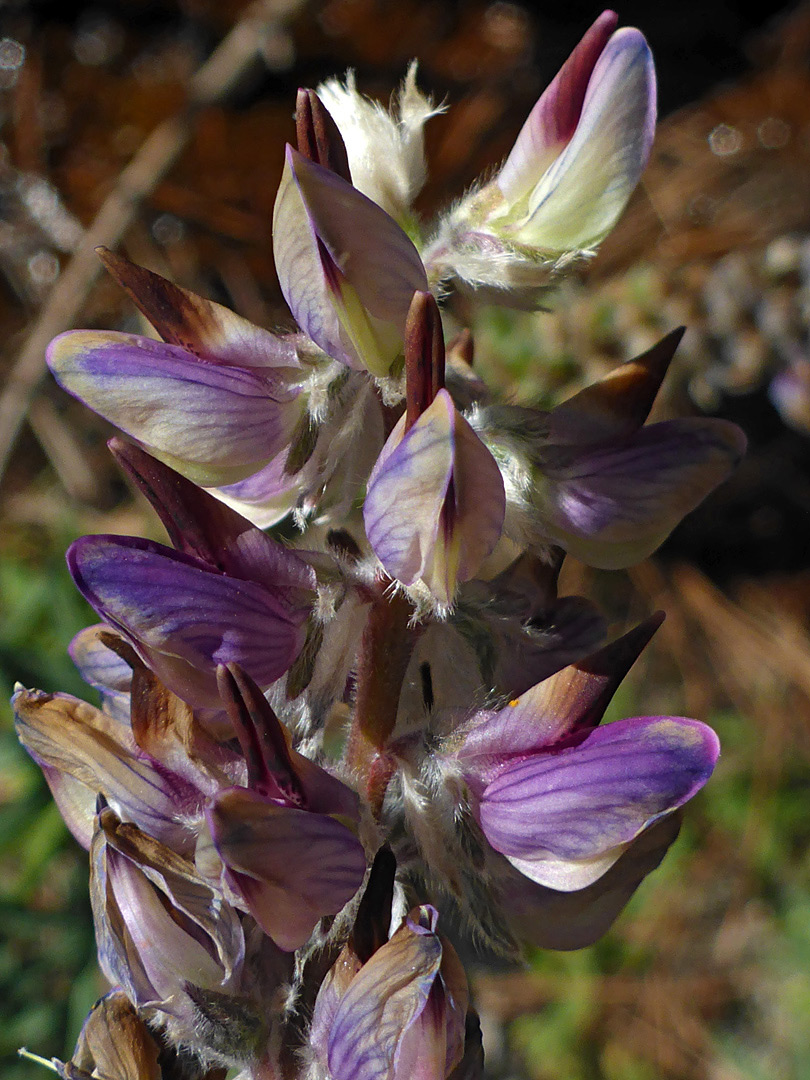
317, 63, 443, 223
424, 205, 594, 306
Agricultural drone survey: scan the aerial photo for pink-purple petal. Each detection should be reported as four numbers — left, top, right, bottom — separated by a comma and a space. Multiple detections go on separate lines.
512, 27, 655, 251
274, 146, 427, 374
206, 788, 366, 951
97, 247, 301, 370
364, 404, 454, 587
327, 912, 444, 1080
500, 813, 681, 949
47, 330, 300, 486
541, 418, 747, 568
68, 535, 306, 708
497, 10, 619, 201
479, 715, 719, 885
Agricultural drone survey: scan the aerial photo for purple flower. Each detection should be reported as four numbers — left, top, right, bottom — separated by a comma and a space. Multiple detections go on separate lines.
493, 9, 656, 251
311, 904, 469, 1080
273, 145, 428, 377
424, 11, 656, 295
90, 804, 245, 1021
202, 664, 366, 951
450, 618, 719, 892
364, 293, 505, 610
66, 446, 317, 710
47, 250, 303, 489
480, 330, 747, 568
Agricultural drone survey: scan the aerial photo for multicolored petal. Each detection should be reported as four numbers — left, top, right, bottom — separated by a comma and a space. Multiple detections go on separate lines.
538, 417, 747, 568
479, 715, 719, 890
501, 26, 656, 251
273, 146, 428, 376
97, 247, 301, 370
497, 10, 619, 202
364, 390, 505, 608
47, 330, 301, 486
204, 787, 366, 951
325, 906, 465, 1080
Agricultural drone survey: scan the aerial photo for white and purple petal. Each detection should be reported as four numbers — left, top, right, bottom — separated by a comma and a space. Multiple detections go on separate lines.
479, 714, 719, 890
326, 907, 444, 1080
504, 27, 655, 251
539, 417, 747, 568
98, 247, 301, 370
365, 390, 505, 606
274, 146, 427, 375
47, 330, 300, 486
497, 10, 619, 202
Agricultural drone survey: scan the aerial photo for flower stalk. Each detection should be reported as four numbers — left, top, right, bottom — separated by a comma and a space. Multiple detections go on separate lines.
15, 15, 746, 1079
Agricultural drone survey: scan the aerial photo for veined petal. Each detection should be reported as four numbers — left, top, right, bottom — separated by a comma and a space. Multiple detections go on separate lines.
446, 398, 507, 588
205, 787, 366, 951
47, 330, 301, 486
327, 908, 444, 1080
95, 813, 238, 1014
507, 27, 655, 251
365, 401, 454, 588
497, 10, 619, 202
539, 418, 747, 568
13, 688, 194, 850
212, 451, 301, 528
365, 390, 505, 605
479, 715, 719, 890
274, 146, 427, 375
501, 813, 681, 949
69, 624, 133, 722
101, 809, 244, 984
68, 535, 306, 708
455, 615, 663, 778
97, 247, 301, 369
109, 439, 316, 604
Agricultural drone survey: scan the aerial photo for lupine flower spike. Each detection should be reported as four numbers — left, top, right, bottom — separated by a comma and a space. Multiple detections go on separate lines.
15, 14, 746, 1079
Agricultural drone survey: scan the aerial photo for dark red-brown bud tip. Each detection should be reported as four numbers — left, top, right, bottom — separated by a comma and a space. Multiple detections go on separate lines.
295, 88, 352, 182
404, 290, 446, 432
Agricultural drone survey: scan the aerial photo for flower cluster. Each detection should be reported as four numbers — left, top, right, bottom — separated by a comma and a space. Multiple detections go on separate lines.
16, 12, 745, 1080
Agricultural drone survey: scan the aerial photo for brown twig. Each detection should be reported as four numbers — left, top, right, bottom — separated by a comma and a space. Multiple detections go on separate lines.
0, 0, 304, 490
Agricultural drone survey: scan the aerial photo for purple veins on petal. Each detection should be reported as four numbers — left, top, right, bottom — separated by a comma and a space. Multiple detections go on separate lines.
541, 417, 747, 568
328, 902, 457, 1080
205, 788, 366, 952
479, 714, 719, 889
67, 535, 308, 709
12, 687, 197, 852
97, 247, 301, 370
69, 624, 133, 722
108, 439, 316, 605
47, 330, 301, 487
364, 389, 505, 607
